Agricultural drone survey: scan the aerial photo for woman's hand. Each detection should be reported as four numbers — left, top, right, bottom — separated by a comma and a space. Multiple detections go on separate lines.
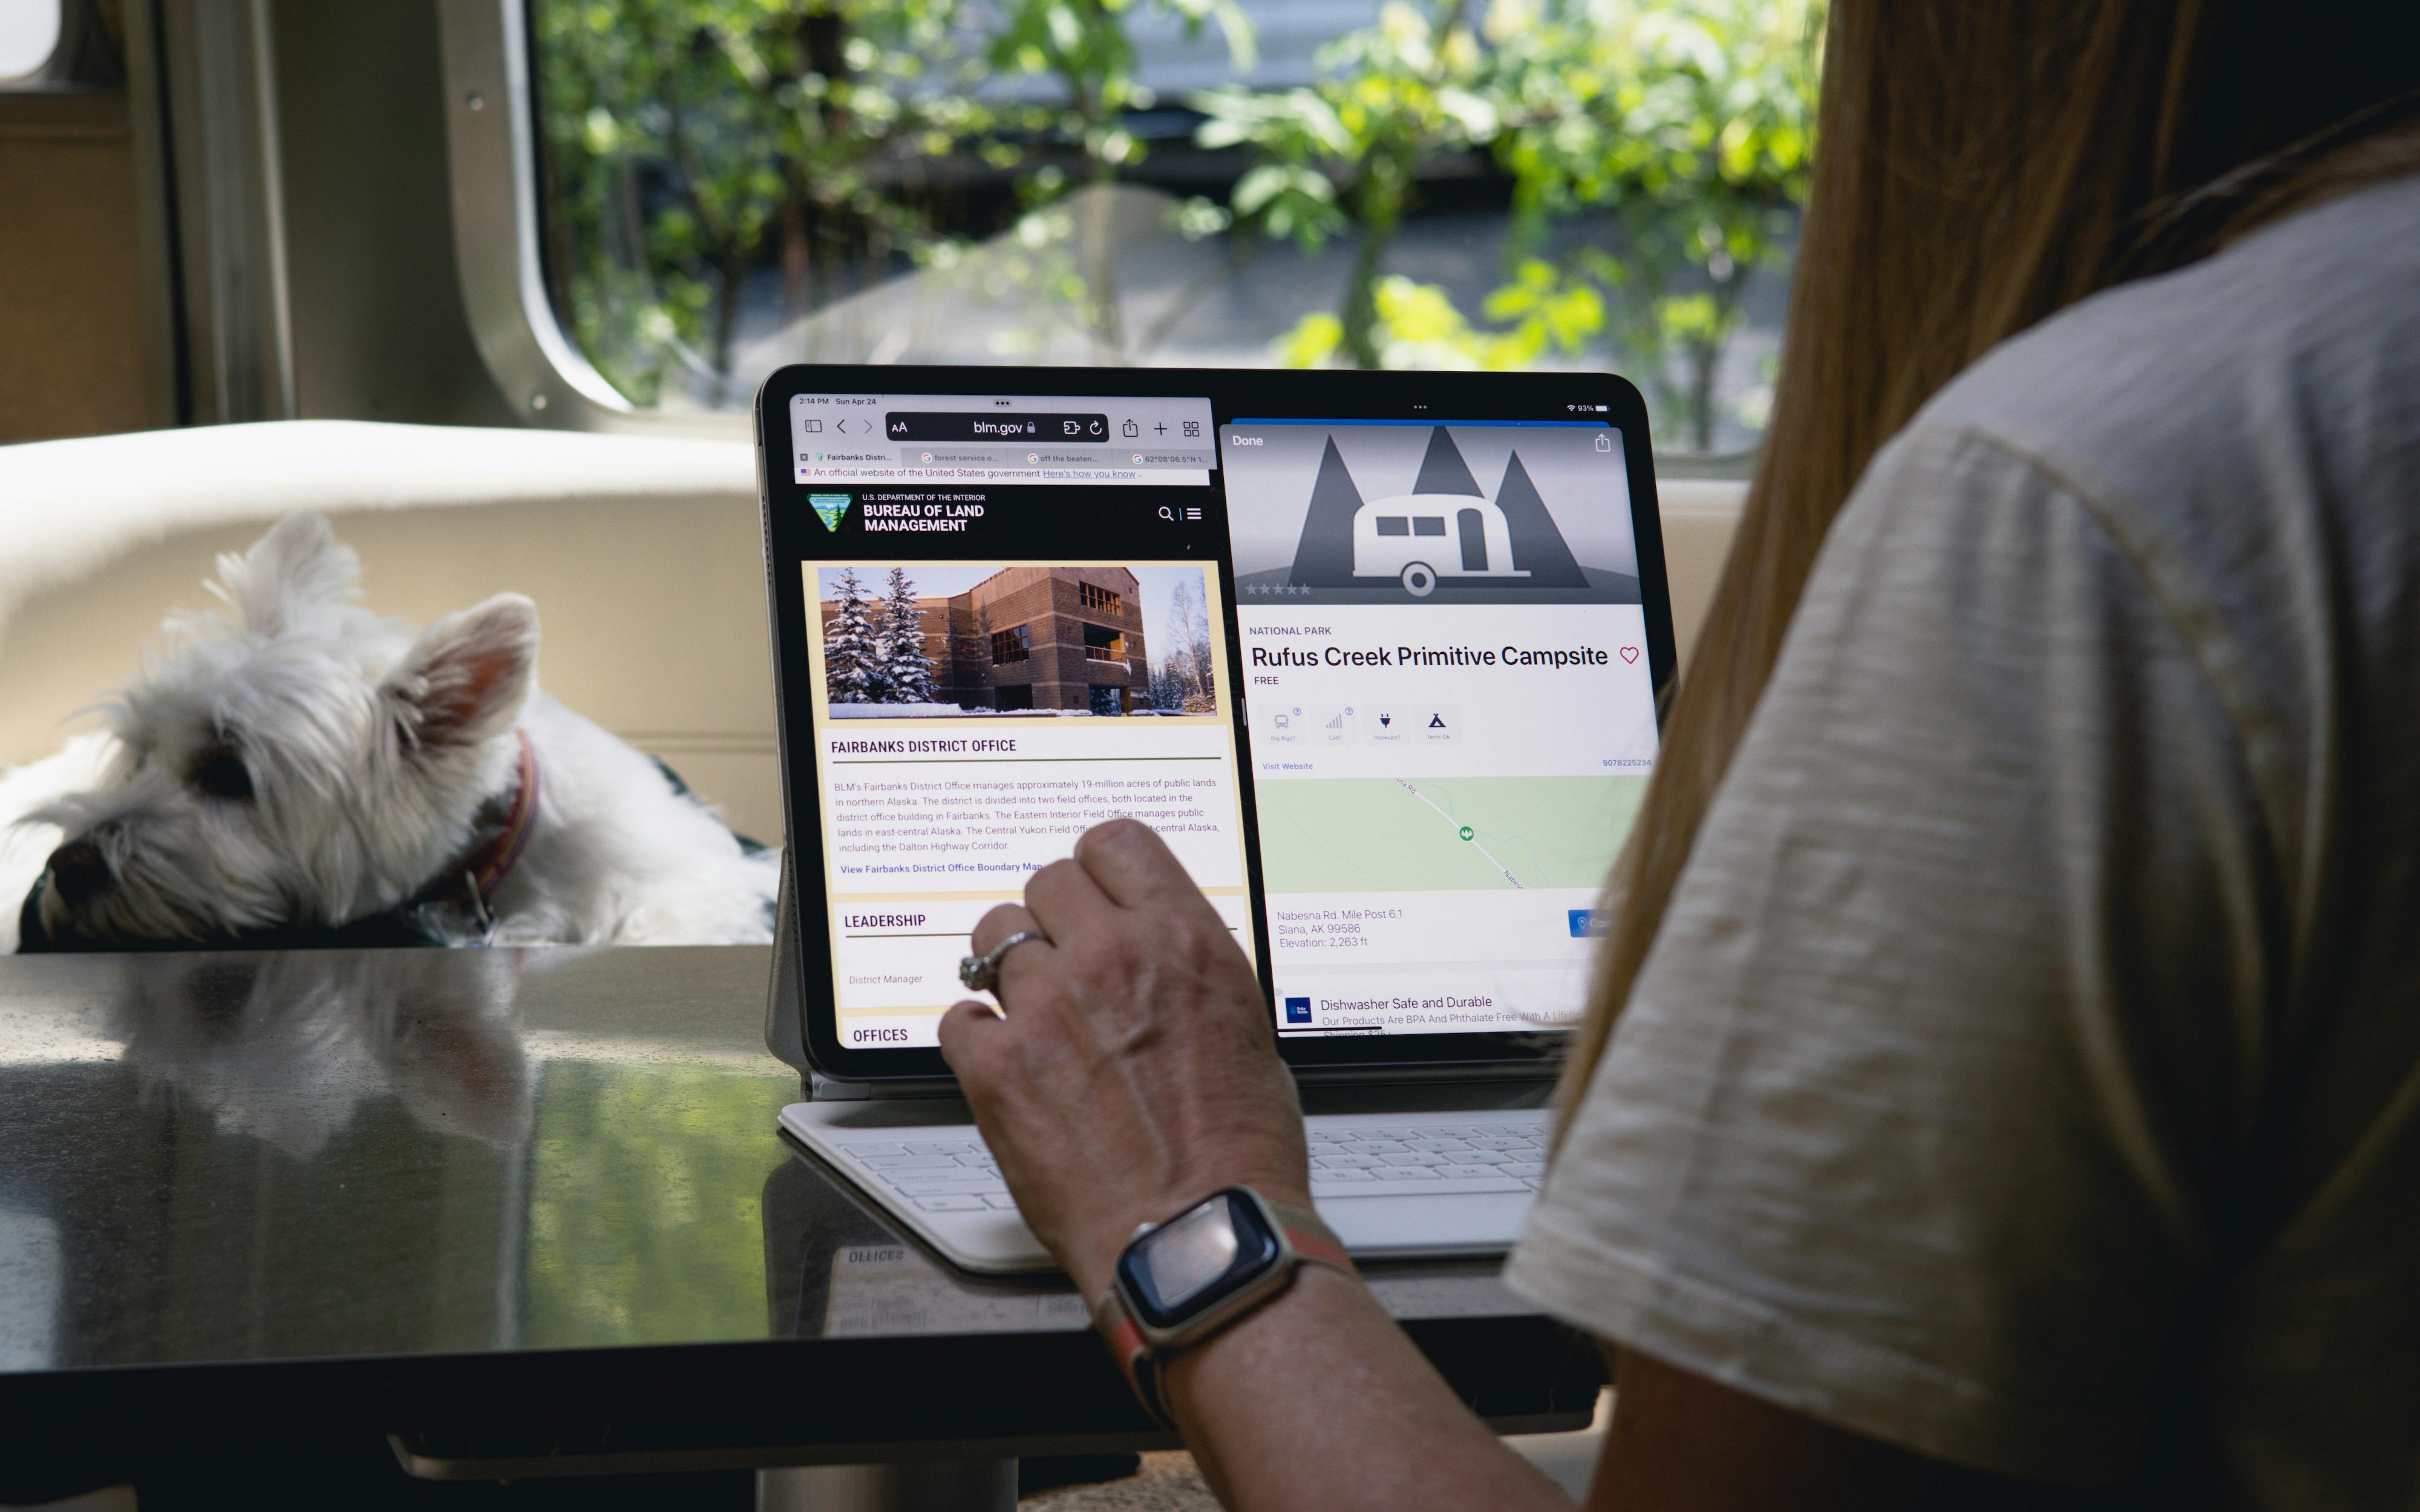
937, 817, 1309, 1300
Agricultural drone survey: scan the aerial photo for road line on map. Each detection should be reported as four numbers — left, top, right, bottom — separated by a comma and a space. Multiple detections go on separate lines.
1393, 779, 1523, 888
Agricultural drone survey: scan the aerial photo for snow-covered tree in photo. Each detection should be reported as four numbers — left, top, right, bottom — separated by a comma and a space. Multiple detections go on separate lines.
1150, 573, 1219, 713
825, 567, 883, 703
875, 567, 938, 705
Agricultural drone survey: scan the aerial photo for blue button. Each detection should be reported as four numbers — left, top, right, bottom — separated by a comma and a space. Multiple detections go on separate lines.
1283, 996, 1312, 1024
1568, 910, 1597, 939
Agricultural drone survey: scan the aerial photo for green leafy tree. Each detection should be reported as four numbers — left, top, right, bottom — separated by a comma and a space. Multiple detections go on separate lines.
535, 0, 984, 405
1197, 1, 1499, 371
1490, 0, 1819, 448
977, 0, 1255, 360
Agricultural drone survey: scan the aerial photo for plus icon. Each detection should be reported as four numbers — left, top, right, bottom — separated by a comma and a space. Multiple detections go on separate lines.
1154, 422, 1168, 435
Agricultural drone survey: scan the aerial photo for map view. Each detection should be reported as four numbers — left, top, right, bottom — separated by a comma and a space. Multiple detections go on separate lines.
1252, 776, 1647, 892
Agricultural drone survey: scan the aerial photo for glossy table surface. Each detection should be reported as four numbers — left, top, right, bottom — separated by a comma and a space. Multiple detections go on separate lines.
0, 946, 1600, 1487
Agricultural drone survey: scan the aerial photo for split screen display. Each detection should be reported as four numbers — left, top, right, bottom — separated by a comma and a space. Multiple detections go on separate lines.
787, 391, 1656, 1049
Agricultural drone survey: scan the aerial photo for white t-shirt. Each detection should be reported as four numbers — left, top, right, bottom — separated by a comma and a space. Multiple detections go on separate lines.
1508, 174, 2420, 1508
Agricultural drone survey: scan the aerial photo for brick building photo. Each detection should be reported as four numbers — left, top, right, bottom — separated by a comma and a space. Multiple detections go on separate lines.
823, 565, 1151, 714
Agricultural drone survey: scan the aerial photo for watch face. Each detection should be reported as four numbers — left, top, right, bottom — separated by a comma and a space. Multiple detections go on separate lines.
1118, 1190, 1281, 1331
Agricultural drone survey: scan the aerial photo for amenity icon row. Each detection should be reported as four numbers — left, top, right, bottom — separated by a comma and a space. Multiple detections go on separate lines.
1258, 703, 1459, 746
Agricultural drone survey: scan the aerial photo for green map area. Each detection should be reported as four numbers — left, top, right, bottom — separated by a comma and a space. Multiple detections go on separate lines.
1254, 776, 1649, 893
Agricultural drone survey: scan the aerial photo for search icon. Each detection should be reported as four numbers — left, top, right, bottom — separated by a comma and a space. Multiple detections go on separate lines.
1157, 506, 1175, 521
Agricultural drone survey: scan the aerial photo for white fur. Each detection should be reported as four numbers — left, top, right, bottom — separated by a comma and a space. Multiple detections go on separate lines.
1, 513, 778, 950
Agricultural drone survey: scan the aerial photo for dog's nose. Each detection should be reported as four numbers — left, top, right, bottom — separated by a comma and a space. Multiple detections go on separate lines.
45, 841, 111, 907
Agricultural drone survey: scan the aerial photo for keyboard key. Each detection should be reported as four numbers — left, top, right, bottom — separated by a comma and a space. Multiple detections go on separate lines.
983, 1194, 1021, 1210
914, 1194, 989, 1211
1471, 1137, 1532, 1151
1439, 1164, 1502, 1180
1316, 1154, 1384, 1169
1374, 1167, 1441, 1181
904, 1141, 976, 1155
1311, 1169, 1378, 1184
1459, 1150, 1516, 1165
833, 1142, 908, 1158
1382, 1151, 1450, 1167
895, 1178, 1006, 1196
1522, 1177, 1546, 1190
860, 1154, 964, 1170
1343, 1142, 1406, 1155
1504, 1161, 1546, 1176
1406, 1139, 1470, 1153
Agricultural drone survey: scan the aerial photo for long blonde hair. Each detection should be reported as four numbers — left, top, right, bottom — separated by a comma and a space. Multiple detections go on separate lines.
1559, 0, 2420, 1117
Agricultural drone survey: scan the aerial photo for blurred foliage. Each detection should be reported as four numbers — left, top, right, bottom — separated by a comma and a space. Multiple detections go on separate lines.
537, 0, 987, 403
522, 1060, 793, 1347
1196, 2, 1499, 371
535, 0, 1818, 448
1488, 0, 1819, 447
963, 0, 1257, 359
1224, 0, 1817, 449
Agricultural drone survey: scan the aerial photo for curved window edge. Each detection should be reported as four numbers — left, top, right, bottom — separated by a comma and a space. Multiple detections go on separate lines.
434, 0, 743, 439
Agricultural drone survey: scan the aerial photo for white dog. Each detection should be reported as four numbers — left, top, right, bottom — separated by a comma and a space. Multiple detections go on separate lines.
2, 512, 779, 951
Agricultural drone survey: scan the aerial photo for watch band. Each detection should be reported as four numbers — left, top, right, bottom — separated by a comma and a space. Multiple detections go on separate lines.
1095, 1190, 1356, 1427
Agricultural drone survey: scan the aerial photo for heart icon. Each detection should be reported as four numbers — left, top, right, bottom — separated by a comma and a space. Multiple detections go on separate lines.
1619, 646, 1640, 663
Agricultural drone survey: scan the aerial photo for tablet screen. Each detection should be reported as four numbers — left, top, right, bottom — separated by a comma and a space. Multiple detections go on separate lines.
783, 391, 1255, 1054
1219, 418, 1653, 1040
762, 372, 1669, 1077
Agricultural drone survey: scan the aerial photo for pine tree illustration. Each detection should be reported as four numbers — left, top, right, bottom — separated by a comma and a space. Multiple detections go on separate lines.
825, 567, 883, 703
875, 567, 938, 705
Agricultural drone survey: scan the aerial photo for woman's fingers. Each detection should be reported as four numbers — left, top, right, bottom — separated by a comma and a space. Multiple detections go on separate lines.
1073, 816, 1204, 909
1023, 853, 1114, 942
937, 996, 1008, 1072
967, 901, 1055, 1004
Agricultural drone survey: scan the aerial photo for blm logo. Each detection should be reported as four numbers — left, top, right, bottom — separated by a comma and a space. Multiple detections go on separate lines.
809, 493, 852, 532
1289, 428, 1590, 598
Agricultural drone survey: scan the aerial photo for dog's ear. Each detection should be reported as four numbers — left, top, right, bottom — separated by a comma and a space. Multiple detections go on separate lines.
214, 513, 362, 634
385, 595, 538, 752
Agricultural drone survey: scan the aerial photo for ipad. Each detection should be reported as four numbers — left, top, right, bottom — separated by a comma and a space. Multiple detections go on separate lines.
755, 368, 1673, 1083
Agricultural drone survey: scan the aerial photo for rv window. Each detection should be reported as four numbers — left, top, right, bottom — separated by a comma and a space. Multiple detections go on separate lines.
1413, 517, 1447, 537
1375, 516, 1410, 537
520, 0, 1815, 458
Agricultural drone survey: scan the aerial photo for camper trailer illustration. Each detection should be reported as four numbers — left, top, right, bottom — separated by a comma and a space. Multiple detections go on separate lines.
1352, 490, 1528, 597
1287, 426, 1594, 597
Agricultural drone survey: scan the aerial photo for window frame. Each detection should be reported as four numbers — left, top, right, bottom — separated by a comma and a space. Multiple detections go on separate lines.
435, 0, 740, 437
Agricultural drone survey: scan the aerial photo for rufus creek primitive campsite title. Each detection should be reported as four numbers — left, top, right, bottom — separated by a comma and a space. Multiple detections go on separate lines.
1249, 644, 1614, 671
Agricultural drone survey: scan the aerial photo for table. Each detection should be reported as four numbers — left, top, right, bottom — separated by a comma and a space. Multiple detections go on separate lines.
0, 947, 1603, 1510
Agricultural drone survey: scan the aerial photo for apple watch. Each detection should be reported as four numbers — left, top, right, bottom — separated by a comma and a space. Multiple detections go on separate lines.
1092, 1186, 1356, 1426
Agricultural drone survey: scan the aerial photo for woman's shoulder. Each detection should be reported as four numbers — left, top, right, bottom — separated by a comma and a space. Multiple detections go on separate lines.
1908, 172, 2420, 526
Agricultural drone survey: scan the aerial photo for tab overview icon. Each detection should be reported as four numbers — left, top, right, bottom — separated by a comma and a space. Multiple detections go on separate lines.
809, 493, 852, 532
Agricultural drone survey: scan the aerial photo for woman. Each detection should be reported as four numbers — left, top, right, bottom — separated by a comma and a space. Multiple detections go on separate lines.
939, 2, 2420, 1505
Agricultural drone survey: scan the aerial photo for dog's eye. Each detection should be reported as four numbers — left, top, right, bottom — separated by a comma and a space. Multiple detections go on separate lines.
192, 749, 255, 801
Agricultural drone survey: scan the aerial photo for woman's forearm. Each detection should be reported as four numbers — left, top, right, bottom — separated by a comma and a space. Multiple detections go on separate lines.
1162, 1265, 1577, 1512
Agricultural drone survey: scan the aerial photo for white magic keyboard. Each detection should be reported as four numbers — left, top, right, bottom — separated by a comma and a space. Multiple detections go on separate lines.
784, 1104, 1552, 1269
808, 1107, 1552, 1216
